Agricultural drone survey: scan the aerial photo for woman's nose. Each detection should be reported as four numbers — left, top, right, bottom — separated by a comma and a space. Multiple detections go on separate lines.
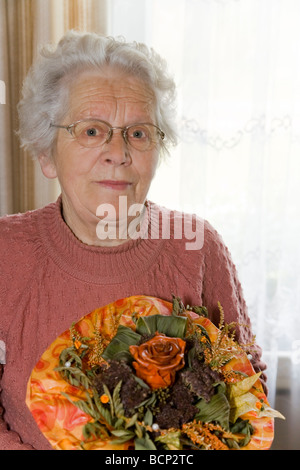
100, 130, 131, 166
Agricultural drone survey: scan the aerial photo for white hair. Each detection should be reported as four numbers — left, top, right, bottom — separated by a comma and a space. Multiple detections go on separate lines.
17, 30, 178, 159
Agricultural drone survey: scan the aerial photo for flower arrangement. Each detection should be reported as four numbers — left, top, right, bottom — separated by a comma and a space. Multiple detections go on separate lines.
50, 296, 284, 450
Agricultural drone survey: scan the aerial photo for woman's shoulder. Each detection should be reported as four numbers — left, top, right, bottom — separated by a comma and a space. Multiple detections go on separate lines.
0, 201, 57, 257
147, 200, 224, 252
0, 207, 40, 241
146, 202, 232, 301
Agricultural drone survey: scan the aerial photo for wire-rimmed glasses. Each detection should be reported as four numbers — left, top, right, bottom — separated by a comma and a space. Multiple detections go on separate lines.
50, 119, 165, 152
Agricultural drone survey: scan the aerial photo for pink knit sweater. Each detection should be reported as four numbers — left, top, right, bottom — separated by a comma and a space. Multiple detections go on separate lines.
0, 197, 266, 450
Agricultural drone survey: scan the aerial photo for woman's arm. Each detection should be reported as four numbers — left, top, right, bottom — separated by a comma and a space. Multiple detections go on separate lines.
0, 365, 34, 450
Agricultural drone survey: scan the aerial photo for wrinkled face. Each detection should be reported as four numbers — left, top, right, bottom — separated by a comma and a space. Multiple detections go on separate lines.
39, 69, 160, 231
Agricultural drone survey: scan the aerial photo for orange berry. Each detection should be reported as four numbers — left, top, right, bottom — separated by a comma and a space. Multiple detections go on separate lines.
100, 394, 110, 404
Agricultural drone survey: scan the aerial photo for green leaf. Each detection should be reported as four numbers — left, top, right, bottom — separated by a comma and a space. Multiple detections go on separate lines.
133, 376, 151, 390
143, 409, 153, 426
135, 392, 157, 409
55, 365, 91, 389
108, 350, 133, 363
101, 325, 141, 362
195, 324, 211, 343
111, 429, 135, 438
112, 380, 124, 417
194, 384, 230, 430
110, 429, 136, 445
92, 389, 112, 426
190, 305, 208, 317
135, 434, 157, 450
135, 316, 154, 335
155, 430, 182, 450
136, 314, 187, 338
187, 346, 196, 368
114, 418, 125, 429
58, 347, 83, 367
229, 418, 254, 448
61, 393, 98, 420
227, 372, 261, 399
135, 421, 144, 439
230, 418, 253, 435
226, 438, 240, 449
171, 295, 185, 315
82, 421, 107, 440
102, 384, 114, 417
125, 413, 138, 429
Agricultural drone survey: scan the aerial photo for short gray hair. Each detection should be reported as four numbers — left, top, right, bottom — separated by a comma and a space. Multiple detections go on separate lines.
17, 30, 178, 159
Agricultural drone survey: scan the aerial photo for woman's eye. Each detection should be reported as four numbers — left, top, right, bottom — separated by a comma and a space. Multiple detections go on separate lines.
85, 127, 98, 136
130, 127, 150, 140
81, 124, 107, 139
133, 129, 144, 139
74, 121, 109, 146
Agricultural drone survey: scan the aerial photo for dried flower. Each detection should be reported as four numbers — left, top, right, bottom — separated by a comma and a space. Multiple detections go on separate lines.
93, 360, 151, 415
180, 357, 221, 402
129, 332, 186, 390
182, 421, 229, 450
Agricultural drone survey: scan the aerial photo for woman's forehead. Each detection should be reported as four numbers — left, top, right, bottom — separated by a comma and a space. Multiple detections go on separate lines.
66, 70, 156, 119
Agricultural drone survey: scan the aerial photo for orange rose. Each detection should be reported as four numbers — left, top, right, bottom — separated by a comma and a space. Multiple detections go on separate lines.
129, 332, 186, 390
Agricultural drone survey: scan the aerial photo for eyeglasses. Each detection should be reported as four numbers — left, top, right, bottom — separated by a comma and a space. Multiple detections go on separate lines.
50, 118, 165, 152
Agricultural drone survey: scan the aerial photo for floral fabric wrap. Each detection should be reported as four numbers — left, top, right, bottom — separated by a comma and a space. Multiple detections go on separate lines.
26, 295, 283, 450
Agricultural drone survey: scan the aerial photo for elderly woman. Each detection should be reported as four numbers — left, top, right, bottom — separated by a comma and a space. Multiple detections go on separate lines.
0, 31, 266, 450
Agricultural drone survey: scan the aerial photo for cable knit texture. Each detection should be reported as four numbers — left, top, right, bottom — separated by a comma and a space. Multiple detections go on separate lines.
0, 197, 266, 450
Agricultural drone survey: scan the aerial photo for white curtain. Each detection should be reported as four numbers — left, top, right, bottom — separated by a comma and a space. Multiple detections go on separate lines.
108, 0, 300, 403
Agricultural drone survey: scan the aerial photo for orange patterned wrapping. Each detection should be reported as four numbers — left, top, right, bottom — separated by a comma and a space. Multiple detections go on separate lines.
26, 295, 275, 450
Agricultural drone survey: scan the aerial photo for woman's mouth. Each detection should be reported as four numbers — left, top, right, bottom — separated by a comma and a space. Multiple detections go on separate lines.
96, 180, 132, 190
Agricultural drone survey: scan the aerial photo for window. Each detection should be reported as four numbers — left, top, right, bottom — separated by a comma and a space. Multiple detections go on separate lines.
108, 0, 300, 401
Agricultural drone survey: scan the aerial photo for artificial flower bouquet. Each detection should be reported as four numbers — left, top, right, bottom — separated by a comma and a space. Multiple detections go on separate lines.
26, 295, 284, 450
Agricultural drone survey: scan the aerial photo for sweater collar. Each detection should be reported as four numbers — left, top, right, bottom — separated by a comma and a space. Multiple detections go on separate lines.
37, 196, 165, 284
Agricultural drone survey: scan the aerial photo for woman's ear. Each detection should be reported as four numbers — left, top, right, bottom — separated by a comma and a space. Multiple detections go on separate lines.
38, 154, 57, 179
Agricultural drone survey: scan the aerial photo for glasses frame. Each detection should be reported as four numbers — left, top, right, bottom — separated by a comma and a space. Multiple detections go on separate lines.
50, 119, 165, 151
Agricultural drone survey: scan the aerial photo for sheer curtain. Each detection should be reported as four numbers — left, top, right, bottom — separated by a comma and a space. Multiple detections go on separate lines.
108, 0, 300, 403
0, 0, 107, 215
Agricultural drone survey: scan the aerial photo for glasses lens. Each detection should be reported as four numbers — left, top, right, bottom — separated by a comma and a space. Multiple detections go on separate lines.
127, 124, 162, 151
73, 120, 110, 148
